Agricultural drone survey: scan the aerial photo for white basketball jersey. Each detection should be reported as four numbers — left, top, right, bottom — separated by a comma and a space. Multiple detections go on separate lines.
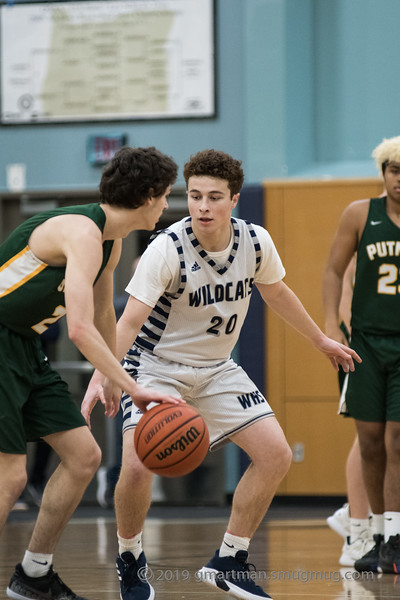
133, 217, 282, 367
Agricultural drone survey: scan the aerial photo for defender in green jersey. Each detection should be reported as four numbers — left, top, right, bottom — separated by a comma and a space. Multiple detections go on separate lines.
0, 146, 181, 600
324, 135, 400, 574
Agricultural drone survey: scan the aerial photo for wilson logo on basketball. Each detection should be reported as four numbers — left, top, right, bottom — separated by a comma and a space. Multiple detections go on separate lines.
155, 426, 202, 461
134, 403, 209, 477
144, 410, 182, 444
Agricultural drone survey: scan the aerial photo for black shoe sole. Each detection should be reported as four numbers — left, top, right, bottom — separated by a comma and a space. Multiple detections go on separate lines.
379, 561, 400, 574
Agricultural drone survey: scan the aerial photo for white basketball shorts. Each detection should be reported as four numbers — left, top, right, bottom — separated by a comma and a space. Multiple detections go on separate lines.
121, 345, 274, 451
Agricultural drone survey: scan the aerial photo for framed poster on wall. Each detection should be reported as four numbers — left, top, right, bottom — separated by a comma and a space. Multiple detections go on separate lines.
0, 0, 215, 124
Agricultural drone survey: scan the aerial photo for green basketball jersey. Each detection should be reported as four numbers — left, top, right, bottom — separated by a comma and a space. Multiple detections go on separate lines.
351, 196, 400, 334
0, 203, 114, 338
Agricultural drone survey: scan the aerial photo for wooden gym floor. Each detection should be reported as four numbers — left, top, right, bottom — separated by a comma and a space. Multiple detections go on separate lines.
1, 501, 399, 600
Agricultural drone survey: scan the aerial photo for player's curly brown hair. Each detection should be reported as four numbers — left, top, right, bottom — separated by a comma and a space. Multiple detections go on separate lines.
100, 146, 178, 208
183, 149, 244, 195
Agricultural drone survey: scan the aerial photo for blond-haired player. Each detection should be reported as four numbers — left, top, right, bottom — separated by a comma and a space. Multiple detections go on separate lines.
324, 135, 400, 573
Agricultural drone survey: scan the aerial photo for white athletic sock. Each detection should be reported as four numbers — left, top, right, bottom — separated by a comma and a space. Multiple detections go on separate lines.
219, 532, 250, 558
370, 513, 384, 538
384, 511, 400, 542
21, 551, 53, 577
350, 517, 370, 543
118, 531, 143, 560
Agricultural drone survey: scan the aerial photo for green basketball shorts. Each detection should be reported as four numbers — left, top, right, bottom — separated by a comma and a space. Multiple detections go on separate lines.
344, 328, 400, 423
0, 324, 87, 454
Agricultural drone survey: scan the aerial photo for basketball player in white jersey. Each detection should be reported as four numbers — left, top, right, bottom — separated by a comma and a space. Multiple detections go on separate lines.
82, 149, 361, 600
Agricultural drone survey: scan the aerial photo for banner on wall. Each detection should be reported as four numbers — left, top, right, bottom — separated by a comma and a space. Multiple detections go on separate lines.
0, 0, 215, 124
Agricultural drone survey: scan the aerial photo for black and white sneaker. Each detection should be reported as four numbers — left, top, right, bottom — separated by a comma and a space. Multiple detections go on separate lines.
197, 549, 272, 599
7, 564, 88, 600
116, 551, 154, 600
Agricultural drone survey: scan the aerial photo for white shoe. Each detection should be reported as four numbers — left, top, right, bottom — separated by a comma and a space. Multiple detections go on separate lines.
339, 532, 375, 567
327, 503, 350, 539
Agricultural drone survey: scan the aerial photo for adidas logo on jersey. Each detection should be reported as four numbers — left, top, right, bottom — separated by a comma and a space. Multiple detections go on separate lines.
191, 262, 201, 272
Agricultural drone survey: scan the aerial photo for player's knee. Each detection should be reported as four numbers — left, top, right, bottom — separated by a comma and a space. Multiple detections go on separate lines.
85, 440, 102, 475
253, 437, 292, 478
121, 431, 151, 485
121, 455, 153, 487
359, 434, 385, 462
69, 439, 102, 480
269, 439, 292, 478
0, 466, 28, 504
280, 440, 293, 474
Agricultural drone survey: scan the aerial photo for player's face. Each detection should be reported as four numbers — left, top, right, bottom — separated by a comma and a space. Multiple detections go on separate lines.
187, 176, 239, 238
145, 186, 171, 229
384, 162, 400, 204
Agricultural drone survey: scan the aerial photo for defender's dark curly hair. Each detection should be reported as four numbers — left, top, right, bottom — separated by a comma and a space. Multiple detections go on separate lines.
100, 146, 178, 208
183, 149, 244, 195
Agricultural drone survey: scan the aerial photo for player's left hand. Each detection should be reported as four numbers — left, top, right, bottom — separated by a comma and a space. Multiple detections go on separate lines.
102, 378, 122, 419
81, 376, 105, 428
81, 374, 122, 424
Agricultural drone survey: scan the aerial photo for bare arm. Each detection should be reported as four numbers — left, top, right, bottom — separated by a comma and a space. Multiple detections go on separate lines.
338, 256, 356, 339
63, 229, 133, 386
256, 279, 361, 372
63, 234, 176, 408
81, 295, 155, 424
322, 200, 369, 342
115, 295, 153, 360
29, 214, 181, 415
92, 238, 121, 353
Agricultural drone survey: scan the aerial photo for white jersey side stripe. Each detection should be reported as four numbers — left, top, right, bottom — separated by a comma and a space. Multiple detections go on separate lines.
136, 229, 186, 352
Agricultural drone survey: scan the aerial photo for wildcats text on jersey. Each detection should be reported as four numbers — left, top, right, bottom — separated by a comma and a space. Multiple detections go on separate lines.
366, 240, 400, 260
189, 278, 255, 307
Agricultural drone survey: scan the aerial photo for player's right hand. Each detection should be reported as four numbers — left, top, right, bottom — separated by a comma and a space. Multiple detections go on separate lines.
129, 383, 184, 413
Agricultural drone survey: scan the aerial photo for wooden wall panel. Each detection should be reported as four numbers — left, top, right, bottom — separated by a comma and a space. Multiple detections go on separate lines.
285, 401, 357, 494
264, 178, 383, 494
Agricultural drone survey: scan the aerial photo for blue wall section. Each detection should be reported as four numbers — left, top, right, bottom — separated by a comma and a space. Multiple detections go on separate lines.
1, 0, 400, 191
313, 0, 400, 166
285, 0, 315, 174
244, 0, 287, 178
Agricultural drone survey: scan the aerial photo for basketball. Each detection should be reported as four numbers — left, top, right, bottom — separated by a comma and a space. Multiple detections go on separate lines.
134, 402, 209, 477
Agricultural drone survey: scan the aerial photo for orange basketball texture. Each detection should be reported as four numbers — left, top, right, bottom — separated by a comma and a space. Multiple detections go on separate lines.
134, 403, 209, 477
